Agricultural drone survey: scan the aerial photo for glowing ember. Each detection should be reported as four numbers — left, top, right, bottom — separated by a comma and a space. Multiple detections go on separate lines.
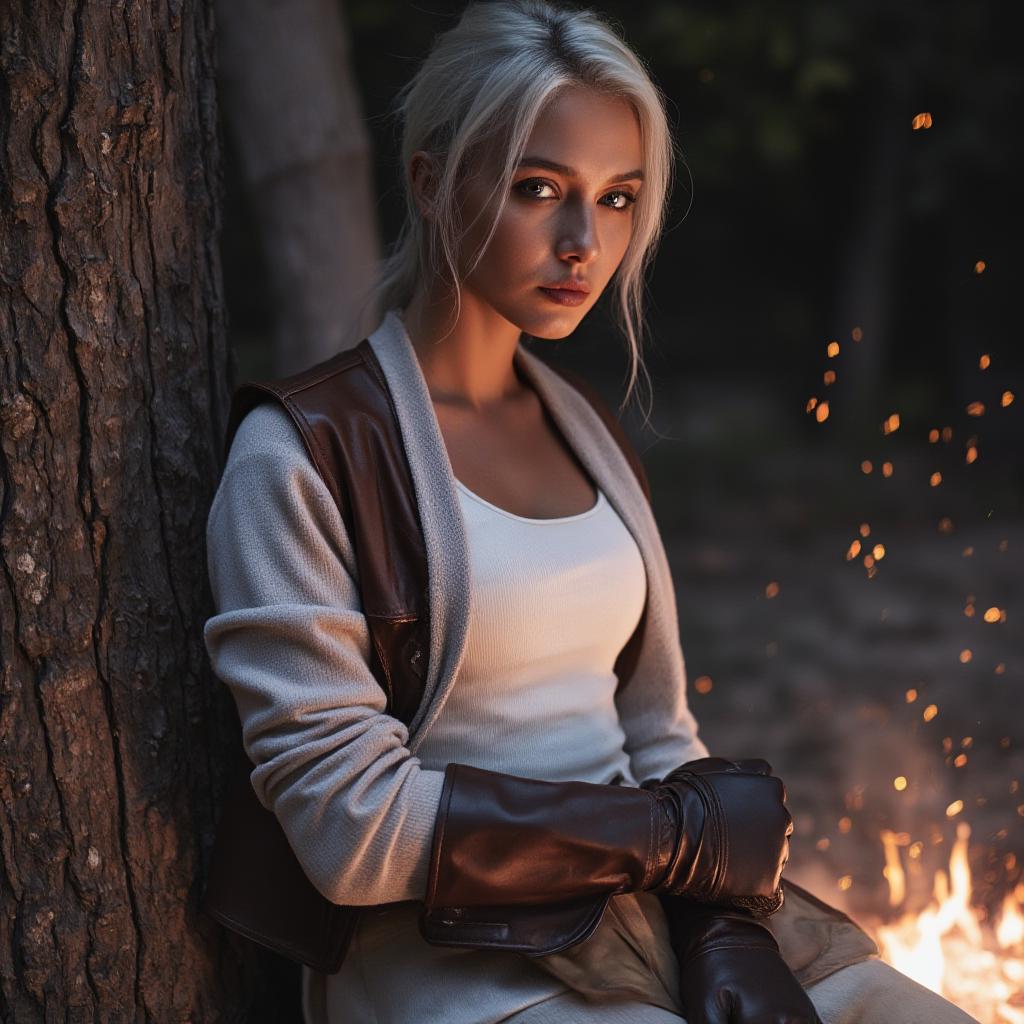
693, 675, 713, 694
863, 823, 1024, 1022
912, 112, 934, 129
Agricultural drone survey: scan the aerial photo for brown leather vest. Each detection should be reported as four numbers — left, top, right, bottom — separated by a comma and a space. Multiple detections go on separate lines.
201, 338, 653, 972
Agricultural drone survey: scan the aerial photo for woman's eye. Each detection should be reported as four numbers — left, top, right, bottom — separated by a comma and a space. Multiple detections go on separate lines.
603, 190, 638, 211
515, 179, 557, 200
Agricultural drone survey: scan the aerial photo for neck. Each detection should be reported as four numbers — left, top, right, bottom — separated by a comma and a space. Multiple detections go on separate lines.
400, 287, 527, 413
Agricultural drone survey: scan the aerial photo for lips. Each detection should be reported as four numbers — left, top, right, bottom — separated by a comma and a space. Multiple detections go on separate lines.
541, 280, 590, 293
537, 286, 589, 307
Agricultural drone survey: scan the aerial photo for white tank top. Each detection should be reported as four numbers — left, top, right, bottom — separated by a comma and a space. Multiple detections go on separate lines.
413, 477, 648, 786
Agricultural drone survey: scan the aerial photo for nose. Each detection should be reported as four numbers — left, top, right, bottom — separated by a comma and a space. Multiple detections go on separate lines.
555, 197, 599, 265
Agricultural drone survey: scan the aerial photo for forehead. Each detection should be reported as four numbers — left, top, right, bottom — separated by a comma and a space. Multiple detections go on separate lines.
524, 86, 642, 178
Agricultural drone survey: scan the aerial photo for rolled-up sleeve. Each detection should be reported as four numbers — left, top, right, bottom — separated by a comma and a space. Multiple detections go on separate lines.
203, 402, 444, 906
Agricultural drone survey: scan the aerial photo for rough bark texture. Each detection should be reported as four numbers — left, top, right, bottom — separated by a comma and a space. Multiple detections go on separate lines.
214, 0, 382, 375
1, 2, 298, 1019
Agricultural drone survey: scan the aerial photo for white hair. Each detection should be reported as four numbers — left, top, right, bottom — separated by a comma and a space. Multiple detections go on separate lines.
362, 0, 680, 417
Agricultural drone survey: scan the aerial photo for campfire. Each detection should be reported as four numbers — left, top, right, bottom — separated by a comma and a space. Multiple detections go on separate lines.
856, 821, 1024, 1022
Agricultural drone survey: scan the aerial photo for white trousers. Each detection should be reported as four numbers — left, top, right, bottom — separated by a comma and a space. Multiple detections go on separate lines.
306, 902, 981, 1024
498, 958, 980, 1023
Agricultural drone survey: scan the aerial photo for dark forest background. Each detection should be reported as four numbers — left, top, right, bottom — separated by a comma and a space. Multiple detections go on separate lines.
226, 1, 1024, 432
219, 1, 1022, 923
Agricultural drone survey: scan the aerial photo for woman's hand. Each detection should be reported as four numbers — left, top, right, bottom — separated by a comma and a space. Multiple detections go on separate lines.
664, 900, 823, 1024
643, 756, 793, 911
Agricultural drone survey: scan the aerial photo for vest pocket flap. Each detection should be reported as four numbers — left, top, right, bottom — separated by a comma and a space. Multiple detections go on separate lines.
419, 893, 612, 956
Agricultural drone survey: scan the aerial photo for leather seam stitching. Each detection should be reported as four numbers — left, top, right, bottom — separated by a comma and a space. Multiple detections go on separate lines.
642, 790, 657, 890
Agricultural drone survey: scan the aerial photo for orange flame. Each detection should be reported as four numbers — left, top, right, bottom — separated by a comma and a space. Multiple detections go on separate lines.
864, 822, 1024, 1021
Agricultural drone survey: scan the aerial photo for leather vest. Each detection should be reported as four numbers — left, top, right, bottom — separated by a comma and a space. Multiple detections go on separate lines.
201, 338, 652, 973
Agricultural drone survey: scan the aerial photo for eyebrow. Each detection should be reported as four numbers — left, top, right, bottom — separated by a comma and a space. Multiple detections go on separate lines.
517, 156, 644, 185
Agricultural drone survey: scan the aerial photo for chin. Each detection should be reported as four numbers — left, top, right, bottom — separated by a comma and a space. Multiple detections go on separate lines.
527, 323, 581, 341
514, 305, 588, 341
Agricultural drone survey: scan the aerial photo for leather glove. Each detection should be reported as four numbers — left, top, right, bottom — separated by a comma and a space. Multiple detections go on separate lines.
647, 757, 791, 911
638, 757, 790, 917
423, 755, 792, 914
664, 900, 823, 1024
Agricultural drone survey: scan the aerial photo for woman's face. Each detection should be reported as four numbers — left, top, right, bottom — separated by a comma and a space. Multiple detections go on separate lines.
450, 85, 644, 338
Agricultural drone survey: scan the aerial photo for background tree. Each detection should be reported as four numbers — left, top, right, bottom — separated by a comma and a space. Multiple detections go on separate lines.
215, 0, 381, 375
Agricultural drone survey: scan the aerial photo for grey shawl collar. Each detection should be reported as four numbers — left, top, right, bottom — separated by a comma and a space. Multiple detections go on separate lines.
367, 308, 707, 777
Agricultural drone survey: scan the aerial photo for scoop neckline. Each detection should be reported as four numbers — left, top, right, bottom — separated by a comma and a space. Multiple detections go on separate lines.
454, 478, 604, 524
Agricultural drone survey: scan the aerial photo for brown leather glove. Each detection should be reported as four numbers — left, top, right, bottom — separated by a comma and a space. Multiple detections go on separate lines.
664, 900, 823, 1024
422, 756, 792, 917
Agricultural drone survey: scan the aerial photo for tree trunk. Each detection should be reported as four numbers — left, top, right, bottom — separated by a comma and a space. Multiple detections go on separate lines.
214, 0, 382, 375
1, 3, 296, 1019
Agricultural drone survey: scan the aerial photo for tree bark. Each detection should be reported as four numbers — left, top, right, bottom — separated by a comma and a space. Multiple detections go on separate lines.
214, 0, 382, 375
1, 2, 296, 1019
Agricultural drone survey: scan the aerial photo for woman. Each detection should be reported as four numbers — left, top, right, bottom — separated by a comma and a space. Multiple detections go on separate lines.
203, 2, 980, 1021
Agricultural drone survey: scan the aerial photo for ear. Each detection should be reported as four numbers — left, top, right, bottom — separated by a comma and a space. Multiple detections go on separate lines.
410, 151, 440, 220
